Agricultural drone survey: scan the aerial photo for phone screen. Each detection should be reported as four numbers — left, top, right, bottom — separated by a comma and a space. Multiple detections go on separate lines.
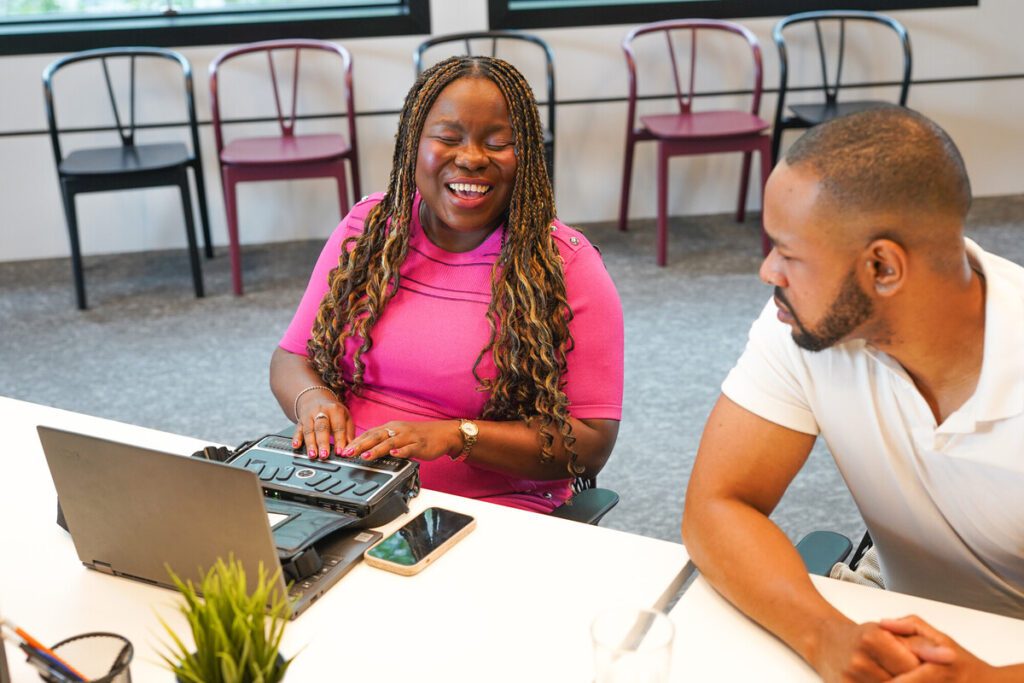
366, 507, 474, 566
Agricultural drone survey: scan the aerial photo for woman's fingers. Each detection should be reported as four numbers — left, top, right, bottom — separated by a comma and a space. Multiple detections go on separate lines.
346, 425, 401, 460
312, 410, 333, 460
295, 399, 352, 460
385, 443, 417, 460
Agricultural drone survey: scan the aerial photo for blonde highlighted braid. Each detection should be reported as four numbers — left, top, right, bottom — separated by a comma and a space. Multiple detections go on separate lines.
307, 56, 582, 477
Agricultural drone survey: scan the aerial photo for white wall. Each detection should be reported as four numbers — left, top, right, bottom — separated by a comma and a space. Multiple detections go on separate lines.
1, 0, 1021, 262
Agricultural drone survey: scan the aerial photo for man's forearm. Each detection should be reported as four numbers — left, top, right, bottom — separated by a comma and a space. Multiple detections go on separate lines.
683, 497, 852, 669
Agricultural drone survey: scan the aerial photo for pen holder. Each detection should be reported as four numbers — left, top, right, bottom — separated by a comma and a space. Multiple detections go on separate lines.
36, 632, 132, 683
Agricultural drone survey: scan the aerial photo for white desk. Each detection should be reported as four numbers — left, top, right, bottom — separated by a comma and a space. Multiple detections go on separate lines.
0, 397, 692, 682
668, 574, 1024, 681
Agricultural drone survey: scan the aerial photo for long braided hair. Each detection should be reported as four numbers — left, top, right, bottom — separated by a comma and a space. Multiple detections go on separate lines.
307, 56, 582, 476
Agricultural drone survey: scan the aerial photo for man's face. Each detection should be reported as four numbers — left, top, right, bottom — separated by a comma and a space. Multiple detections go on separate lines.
760, 162, 874, 352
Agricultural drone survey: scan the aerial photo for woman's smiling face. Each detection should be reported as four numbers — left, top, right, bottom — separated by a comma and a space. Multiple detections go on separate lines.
415, 76, 518, 253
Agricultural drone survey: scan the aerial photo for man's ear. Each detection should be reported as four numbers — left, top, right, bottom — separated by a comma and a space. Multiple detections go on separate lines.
864, 239, 907, 297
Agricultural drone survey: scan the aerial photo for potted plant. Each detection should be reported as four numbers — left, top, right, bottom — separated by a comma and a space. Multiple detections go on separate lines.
159, 557, 294, 683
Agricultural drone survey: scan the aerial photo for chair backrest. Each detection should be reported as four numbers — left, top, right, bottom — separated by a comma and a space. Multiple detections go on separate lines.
42, 47, 200, 169
773, 10, 912, 112
414, 31, 555, 140
622, 20, 764, 130
208, 39, 356, 158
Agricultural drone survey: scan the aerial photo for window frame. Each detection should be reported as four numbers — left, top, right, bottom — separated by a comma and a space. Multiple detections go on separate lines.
488, 0, 979, 30
0, 0, 430, 57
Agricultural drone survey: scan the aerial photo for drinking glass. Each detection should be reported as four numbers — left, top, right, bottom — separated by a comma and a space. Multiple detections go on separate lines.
591, 606, 674, 683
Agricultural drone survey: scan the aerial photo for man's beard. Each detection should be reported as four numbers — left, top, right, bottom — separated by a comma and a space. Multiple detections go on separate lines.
775, 268, 874, 352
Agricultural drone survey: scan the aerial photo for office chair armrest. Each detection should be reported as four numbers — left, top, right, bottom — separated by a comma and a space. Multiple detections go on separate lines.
549, 487, 620, 525
796, 530, 853, 576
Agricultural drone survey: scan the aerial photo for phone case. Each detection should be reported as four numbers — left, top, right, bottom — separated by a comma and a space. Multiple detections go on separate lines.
363, 514, 476, 576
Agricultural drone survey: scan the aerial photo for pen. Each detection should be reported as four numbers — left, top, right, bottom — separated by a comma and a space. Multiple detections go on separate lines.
0, 619, 86, 682
20, 644, 80, 683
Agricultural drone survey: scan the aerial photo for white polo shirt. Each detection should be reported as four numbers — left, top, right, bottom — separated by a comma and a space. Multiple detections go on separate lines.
722, 239, 1024, 619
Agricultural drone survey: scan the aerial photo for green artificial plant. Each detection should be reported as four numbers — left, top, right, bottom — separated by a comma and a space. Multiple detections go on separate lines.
159, 556, 294, 683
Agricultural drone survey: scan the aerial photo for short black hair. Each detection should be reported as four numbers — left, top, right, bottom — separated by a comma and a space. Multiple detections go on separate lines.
785, 106, 971, 223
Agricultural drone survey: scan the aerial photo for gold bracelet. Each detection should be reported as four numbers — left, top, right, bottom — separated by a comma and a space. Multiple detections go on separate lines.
292, 385, 334, 423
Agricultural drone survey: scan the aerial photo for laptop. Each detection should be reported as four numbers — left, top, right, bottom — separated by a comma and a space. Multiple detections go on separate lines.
37, 425, 381, 619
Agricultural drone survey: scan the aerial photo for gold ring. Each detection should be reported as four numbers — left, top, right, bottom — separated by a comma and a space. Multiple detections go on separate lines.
314, 412, 329, 421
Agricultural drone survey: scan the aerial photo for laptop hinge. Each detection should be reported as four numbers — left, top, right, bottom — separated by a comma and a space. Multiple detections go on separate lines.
90, 560, 114, 575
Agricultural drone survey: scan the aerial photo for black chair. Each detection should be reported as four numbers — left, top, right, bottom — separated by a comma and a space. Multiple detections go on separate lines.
414, 31, 557, 183
771, 10, 912, 164
43, 47, 212, 310
796, 529, 874, 576
550, 475, 620, 525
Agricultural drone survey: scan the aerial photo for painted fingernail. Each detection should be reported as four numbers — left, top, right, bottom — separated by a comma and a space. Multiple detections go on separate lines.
319, 449, 328, 460
360, 454, 371, 460
390, 449, 399, 456
342, 445, 355, 456
292, 439, 300, 448
336, 445, 343, 456
307, 449, 316, 459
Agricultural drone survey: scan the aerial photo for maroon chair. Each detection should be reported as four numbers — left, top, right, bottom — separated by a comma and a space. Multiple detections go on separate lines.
209, 39, 361, 295
618, 20, 772, 266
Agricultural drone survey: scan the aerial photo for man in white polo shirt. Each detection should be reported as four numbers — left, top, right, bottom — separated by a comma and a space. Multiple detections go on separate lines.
682, 107, 1023, 682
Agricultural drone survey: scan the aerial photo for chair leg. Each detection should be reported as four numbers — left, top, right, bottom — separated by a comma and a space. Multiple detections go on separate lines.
656, 143, 669, 267
334, 164, 350, 220
222, 170, 244, 296
736, 151, 753, 223
758, 140, 773, 256
544, 140, 555, 187
618, 135, 637, 232
191, 160, 214, 259
177, 173, 205, 299
770, 125, 784, 167
348, 156, 361, 204
59, 183, 87, 310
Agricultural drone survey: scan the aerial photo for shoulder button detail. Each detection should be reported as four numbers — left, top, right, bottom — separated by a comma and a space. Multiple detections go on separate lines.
569, 236, 579, 246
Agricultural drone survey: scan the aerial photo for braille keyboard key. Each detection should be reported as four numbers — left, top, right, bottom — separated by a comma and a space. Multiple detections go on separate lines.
275, 466, 295, 481
262, 436, 295, 452
352, 481, 380, 497
370, 457, 403, 472
292, 459, 341, 472
305, 473, 332, 487
314, 477, 338, 492
246, 461, 265, 476
258, 465, 278, 481
328, 481, 355, 495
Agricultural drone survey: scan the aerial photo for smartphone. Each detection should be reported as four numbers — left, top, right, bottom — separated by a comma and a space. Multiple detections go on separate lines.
363, 507, 476, 576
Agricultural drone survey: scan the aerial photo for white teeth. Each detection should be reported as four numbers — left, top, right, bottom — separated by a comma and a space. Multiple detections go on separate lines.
447, 183, 491, 194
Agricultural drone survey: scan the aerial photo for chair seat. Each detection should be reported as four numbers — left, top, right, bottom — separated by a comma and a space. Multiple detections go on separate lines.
59, 142, 191, 176
788, 100, 897, 126
640, 111, 769, 139
221, 133, 351, 165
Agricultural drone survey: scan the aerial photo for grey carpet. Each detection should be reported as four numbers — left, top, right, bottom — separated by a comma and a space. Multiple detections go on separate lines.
3, 195, 1022, 546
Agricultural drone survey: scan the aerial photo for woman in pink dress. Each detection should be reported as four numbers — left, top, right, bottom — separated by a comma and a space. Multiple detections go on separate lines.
270, 56, 623, 513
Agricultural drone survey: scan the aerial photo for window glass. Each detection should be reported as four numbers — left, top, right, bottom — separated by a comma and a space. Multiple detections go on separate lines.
0, 0, 429, 55
489, 0, 978, 29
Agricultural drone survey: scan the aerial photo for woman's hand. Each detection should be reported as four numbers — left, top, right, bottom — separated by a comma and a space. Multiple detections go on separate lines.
342, 420, 461, 462
293, 389, 354, 461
